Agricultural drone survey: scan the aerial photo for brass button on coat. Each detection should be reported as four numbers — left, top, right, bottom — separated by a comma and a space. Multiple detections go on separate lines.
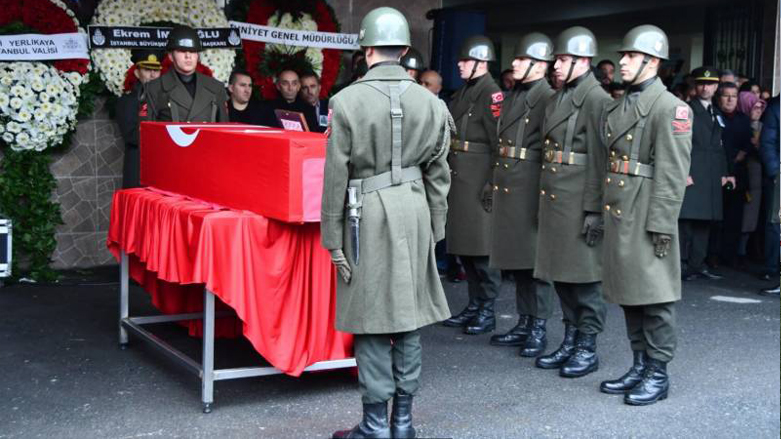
551, 167, 557, 173
541, 189, 546, 195
618, 180, 625, 187
494, 185, 499, 191
616, 209, 622, 215
605, 204, 611, 211
626, 134, 633, 141
504, 163, 509, 169
606, 177, 611, 184
550, 194, 556, 200
504, 188, 510, 193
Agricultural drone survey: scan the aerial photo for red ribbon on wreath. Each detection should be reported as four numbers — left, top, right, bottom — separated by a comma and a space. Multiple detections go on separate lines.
0, 0, 89, 75
242, 0, 342, 100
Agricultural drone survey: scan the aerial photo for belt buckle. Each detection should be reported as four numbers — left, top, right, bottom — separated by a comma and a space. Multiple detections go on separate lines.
462, 141, 470, 152
568, 152, 575, 165
519, 148, 526, 160
499, 146, 507, 157
544, 149, 554, 163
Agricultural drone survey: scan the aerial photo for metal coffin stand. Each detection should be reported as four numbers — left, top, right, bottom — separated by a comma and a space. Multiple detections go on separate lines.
118, 251, 356, 413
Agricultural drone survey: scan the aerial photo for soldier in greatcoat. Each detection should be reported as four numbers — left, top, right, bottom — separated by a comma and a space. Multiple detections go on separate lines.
144, 26, 229, 123
591, 25, 692, 406
534, 27, 611, 379
320, 7, 453, 438
441, 36, 504, 336
678, 66, 734, 281
487, 33, 556, 358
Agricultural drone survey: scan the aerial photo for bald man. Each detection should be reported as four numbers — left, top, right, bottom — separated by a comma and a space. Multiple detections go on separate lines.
420, 70, 443, 96
260, 69, 318, 130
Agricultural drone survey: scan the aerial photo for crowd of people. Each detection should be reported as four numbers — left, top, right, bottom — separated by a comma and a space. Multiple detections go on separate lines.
112, 18, 779, 437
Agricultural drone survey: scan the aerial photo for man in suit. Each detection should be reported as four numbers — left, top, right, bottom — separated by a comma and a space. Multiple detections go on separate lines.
322, 7, 452, 438
143, 26, 228, 123
299, 71, 329, 133
678, 67, 734, 280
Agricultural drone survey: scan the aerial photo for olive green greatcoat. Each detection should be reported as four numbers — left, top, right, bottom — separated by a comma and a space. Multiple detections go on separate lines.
535, 73, 611, 283
320, 64, 452, 334
489, 79, 555, 269
446, 73, 501, 256
144, 69, 229, 122
594, 78, 693, 305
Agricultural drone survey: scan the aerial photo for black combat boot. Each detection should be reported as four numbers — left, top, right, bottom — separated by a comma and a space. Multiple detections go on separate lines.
464, 301, 496, 335
390, 393, 415, 439
442, 299, 480, 327
624, 358, 669, 406
490, 315, 530, 346
535, 324, 577, 369
519, 318, 547, 357
600, 351, 646, 394
333, 402, 391, 439
560, 332, 599, 377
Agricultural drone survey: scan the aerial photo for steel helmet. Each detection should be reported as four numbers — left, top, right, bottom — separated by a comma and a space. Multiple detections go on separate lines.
619, 25, 669, 60
166, 25, 202, 52
515, 32, 554, 62
459, 35, 496, 62
554, 26, 597, 57
358, 7, 411, 47
400, 47, 425, 71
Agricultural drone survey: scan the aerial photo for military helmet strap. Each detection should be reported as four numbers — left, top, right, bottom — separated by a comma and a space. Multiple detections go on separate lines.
626, 54, 651, 86
518, 60, 536, 84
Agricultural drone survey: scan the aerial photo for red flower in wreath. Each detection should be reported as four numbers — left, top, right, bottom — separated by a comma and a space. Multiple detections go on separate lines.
240, 0, 343, 100
0, 0, 89, 75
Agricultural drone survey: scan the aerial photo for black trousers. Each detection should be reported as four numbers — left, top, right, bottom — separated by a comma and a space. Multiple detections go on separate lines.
621, 302, 677, 362
679, 219, 712, 271
460, 255, 502, 304
511, 269, 555, 319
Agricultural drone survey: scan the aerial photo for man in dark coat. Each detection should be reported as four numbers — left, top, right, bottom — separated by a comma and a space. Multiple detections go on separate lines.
678, 67, 734, 280
716, 82, 752, 265
441, 35, 504, 335
299, 71, 329, 133
227, 68, 266, 125
144, 26, 229, 123
115, 50, 162, 188
594, 25, 692, 406
487, 32, 556, 357
259, 69, 318, 131
534, 26, 611, 379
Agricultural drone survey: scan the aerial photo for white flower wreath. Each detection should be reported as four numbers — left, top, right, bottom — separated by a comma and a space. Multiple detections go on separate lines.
90, 0, 235, 96
0, 62, 82, 151
266, 12, 324, 77
0, 0, 89, 152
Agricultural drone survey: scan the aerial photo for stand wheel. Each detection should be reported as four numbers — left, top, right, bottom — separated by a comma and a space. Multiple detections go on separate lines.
202, 403, 212, 414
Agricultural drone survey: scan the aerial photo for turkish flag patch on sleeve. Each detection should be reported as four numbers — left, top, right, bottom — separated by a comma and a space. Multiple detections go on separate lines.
675, 105, 689, 120
490, 92, 503, 118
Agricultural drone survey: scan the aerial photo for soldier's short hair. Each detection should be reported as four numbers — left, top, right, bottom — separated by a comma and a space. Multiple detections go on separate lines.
374, 46, 407, 61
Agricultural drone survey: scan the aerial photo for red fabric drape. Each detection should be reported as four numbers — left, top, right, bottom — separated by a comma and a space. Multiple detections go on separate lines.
107, 188, 353, 376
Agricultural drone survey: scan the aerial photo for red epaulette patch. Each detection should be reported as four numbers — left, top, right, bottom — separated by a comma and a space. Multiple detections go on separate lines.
138, 103, 148, 117
672, 119, 692, 134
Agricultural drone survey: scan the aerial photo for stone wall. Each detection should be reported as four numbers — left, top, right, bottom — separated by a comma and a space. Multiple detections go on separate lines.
49, 97, 123, 269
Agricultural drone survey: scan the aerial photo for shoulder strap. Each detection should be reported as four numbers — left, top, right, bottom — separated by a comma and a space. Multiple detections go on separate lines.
357, 80, 413, 185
